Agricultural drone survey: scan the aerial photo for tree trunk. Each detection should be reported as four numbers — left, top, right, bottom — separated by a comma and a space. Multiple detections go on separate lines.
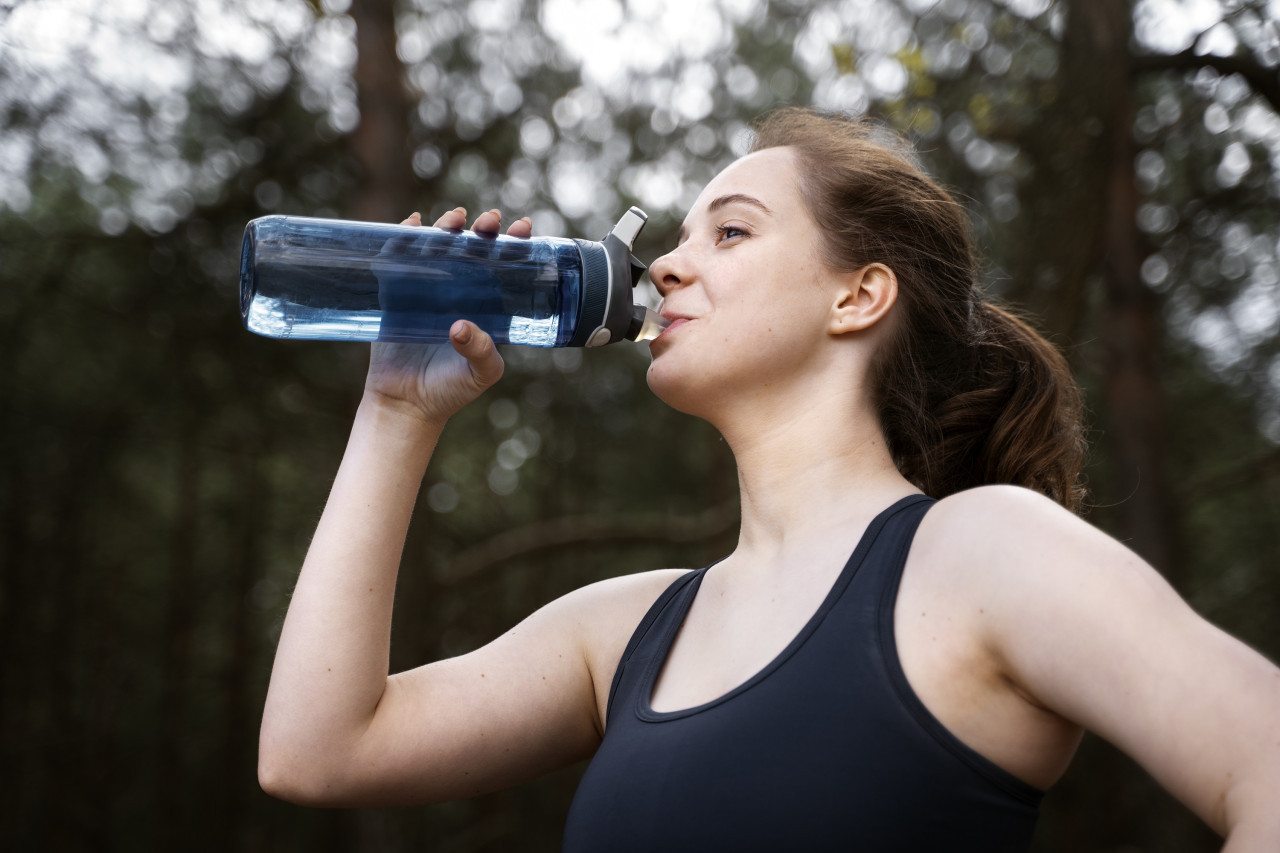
1031, 4, 1213, 853
1090, 6, 1179, 585
1007, 6, 1110, 342
1050, 0, 1178, 578
347, 1, 418, 846
349, 0, 417, 222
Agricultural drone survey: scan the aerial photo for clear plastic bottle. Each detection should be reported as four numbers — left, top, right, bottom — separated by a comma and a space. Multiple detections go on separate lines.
239, 207, 667, 348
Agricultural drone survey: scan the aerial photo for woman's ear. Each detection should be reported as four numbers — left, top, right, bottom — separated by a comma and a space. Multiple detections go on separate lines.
829, 263, 898, 335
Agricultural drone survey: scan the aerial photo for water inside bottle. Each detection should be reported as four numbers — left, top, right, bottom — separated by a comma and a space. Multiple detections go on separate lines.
241, 217, 584, 347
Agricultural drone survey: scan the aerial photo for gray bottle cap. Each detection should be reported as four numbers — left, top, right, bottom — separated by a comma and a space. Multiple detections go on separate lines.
569, 207, 652, 347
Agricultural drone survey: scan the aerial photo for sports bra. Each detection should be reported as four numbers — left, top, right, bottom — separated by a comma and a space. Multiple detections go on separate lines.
562, 495, 1042, 851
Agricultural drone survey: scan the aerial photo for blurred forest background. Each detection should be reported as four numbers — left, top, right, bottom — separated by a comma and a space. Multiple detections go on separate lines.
1, 0, 1278, 849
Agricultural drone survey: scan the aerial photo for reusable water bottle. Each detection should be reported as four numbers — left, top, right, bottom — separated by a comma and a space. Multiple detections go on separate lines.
239, 207, 667, 348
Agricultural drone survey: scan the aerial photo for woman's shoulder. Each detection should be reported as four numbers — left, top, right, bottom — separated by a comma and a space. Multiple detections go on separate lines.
923, 484, 1084, 557
564, 567, 695, 624
544, 567, 694, 652
551, 568, 694, 724
913, 484, 1183, 670
911, 490, 1280, 829
912, 484, 1119, 603
511, 567, 695, 683
930, 482, 1070, 521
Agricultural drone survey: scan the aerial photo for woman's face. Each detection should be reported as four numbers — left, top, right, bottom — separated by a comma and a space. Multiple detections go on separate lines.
645, 146, 847, 415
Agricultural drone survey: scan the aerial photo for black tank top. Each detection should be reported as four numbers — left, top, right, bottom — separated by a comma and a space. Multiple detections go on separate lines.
562, 495, 1042, 852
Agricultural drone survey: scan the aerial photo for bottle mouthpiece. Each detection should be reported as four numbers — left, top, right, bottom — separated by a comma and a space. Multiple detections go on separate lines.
628, 305, 670, 342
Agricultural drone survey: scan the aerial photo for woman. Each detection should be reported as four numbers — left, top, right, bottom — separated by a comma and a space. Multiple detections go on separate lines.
258, 109, 1280, 849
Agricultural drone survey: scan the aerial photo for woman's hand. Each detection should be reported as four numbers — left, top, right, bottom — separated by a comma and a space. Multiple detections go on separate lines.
364, 207, 533, 424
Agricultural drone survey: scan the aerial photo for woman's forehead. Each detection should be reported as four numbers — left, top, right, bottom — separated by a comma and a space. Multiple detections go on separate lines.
679, 146, 804, 230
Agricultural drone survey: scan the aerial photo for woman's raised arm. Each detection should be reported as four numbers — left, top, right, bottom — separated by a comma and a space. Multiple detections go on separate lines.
256, 208, 674, 806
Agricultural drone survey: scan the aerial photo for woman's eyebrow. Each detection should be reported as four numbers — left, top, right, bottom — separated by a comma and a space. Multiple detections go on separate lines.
677, 194, 774, 244
707, 193, 774, 216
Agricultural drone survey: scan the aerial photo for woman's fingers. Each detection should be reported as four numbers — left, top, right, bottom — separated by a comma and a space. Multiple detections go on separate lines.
473, 210, 531, 237
417, 207, 531, 237
506, 216, 533, 239
471, 209, 502, 234
432, 207, 467, 229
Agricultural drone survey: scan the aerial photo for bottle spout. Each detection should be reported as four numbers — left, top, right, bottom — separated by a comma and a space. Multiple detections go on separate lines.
627, 305, 670, 342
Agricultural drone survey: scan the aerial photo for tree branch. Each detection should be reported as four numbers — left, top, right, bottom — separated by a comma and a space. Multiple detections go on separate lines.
1132, 49, 1280, 114
438, 500, 740, 584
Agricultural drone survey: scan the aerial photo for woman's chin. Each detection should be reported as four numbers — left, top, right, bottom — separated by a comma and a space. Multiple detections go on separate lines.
645, 359, 724, 419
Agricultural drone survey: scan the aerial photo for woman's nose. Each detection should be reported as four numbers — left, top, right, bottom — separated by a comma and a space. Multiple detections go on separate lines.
649, 248, 689, 297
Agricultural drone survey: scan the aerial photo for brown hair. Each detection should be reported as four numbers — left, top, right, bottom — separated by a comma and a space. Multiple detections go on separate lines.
750, 107, 1088, 512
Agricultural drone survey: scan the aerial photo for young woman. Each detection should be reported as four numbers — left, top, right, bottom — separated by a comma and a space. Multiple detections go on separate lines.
258, 109, 1280, 850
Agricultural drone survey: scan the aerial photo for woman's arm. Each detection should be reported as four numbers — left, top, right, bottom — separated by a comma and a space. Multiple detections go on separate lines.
256, 388, 457, 802
936, 486, 1280, 847
257, 209, 662, 806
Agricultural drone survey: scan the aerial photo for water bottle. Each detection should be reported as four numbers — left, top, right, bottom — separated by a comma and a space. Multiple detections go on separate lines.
239, 206, 668, 348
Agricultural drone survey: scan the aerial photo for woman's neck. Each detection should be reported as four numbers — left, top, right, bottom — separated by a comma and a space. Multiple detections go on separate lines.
715, 380, 918, 564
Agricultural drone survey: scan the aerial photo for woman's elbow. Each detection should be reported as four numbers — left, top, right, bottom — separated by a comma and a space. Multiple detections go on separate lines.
258, 749, 307, 804
258, 743, 342, 806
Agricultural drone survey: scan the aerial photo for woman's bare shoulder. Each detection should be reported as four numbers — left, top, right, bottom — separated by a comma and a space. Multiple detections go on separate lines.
914, 490, 1280, 835
566, 568, 694, 649
919, 485, 1086, 567
907, 484, 1131, 650
914, 484, 1157, 612
929, 483, 1071, 526
557, 568, 694, 724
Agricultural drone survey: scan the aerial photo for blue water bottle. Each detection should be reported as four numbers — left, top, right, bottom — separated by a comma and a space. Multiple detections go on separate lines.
239, 207, 667, 347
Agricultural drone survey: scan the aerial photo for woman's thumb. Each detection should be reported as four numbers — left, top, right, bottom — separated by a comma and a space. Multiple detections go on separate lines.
449, 320, 504, 387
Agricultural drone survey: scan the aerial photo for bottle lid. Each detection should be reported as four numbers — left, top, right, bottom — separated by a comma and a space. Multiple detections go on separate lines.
569, 207, 667, 347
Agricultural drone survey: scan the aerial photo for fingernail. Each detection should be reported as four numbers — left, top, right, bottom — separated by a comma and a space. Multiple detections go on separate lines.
453, 323, 472, 344
519, 216, 532, 225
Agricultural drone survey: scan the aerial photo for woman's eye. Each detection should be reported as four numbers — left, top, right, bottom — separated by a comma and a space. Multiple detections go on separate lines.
714, 225, 748, 243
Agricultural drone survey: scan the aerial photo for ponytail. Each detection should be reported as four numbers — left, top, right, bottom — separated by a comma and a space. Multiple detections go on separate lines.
882, 301, 1088, 512
750, 108, 1088, 511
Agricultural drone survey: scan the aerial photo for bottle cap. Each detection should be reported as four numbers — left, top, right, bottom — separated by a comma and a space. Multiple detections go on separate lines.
569, 207, 663, 346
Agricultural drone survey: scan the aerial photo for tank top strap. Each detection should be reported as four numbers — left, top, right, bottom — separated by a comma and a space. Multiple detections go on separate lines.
816, 494, 936, 616
604, 568, 707, 723
863, 495, 1043, 805
856, 494, 937, 603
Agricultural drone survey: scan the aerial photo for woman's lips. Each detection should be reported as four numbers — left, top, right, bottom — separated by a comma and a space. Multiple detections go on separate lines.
657, 317, 691, 339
